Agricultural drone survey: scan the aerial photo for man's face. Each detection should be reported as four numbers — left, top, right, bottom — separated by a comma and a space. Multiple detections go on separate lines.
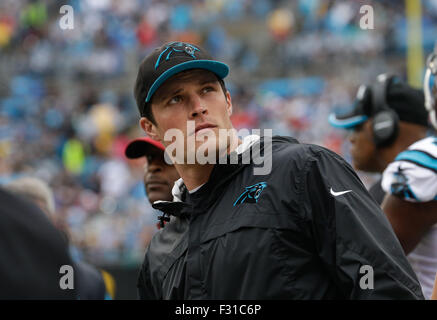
348, 120, 380, 172
144, 148, 180, 204
141, 69, 235, 163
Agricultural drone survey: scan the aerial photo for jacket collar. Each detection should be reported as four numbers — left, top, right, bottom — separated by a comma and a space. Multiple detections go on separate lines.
152, 135, 260, 222
170, 134, 260, 202
152, 135, 299, 222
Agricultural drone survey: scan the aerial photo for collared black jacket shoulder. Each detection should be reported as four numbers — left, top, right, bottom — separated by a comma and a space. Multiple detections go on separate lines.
137, 136, 424, 299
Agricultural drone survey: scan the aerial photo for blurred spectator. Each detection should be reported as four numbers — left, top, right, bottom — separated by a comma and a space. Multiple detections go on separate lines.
5, 176, 114, 299
0, 186, 75, 299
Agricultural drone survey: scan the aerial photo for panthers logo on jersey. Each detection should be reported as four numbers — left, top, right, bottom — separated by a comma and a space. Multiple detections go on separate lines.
390, 167, 417, 200
155, 42, 200, 70
233, 182, 267, 206
382, 136, 437, 202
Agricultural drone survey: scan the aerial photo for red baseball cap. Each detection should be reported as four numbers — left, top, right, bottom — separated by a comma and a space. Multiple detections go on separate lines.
124, 137, 165, 159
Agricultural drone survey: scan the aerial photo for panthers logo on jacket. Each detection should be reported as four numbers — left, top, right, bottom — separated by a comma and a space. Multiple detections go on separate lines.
233, 182, 267, 206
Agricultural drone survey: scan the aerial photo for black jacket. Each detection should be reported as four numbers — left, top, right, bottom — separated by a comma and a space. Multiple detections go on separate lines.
368, 177, 385, 205
137, 136, 424, 299
75, 261, 108, 300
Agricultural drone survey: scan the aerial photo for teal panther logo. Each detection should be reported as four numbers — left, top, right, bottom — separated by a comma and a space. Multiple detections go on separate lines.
155, 42, 200, 70
233, 182, 267, 206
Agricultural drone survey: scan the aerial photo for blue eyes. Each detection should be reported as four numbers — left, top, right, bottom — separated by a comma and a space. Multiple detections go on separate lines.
167, 87, 214, 105
169, 96, 182, 104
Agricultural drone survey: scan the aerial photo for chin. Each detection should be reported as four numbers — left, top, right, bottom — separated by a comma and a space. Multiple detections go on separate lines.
194, 141, 223, 162
195, 138, 220, 149
147, 192, 164, 204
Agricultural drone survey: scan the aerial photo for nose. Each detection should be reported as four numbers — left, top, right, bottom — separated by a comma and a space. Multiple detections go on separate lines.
147, 159, 163, 174
189, 95, 208, 118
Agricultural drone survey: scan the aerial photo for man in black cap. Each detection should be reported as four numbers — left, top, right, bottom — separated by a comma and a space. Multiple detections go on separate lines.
329, 74, 429, 205
133, 41, 424, 299
125, 137, 179, 228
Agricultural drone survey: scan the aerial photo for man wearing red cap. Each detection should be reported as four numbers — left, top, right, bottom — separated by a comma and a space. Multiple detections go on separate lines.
125, 137, 180, 228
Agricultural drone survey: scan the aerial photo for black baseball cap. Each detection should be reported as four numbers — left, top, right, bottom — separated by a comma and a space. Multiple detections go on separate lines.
134, 41, 229, 116
329, 78, 428, 129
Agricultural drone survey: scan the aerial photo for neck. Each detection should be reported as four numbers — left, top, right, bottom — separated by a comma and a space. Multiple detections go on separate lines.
175, 135, 242, 192
377, 124, 427, 172
175, 163, 215, 191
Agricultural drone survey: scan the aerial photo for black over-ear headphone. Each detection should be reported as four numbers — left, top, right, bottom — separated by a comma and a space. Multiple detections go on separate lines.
370, 74, 400, 148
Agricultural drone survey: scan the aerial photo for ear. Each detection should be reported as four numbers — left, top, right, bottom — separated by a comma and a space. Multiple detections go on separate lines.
225, 91, 233, 116
364, 119, 375, 141
140, 117, 160, 141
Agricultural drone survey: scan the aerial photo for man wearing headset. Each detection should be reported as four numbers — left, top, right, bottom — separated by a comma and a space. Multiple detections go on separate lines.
378, 51, 437, 299
329, 74, 430, 205
330, 73, 437, 298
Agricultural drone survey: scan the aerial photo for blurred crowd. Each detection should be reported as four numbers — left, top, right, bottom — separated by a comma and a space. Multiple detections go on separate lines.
2, 0, 437, 267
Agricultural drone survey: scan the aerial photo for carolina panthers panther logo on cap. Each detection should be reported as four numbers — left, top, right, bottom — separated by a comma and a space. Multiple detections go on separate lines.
233, 182, 267, 206
155, 42, 200, 70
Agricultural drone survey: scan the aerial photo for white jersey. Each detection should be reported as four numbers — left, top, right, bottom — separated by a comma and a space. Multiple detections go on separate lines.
381, 135, 437, 299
